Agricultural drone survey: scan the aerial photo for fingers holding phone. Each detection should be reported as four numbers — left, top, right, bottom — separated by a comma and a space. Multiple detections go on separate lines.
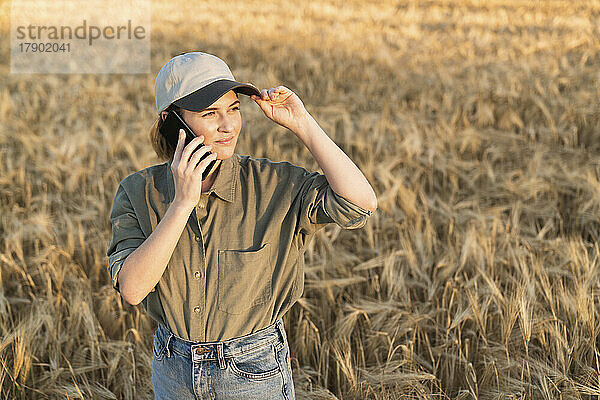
171, 129, 217, 210
188, 137, 218, 175
179, 129, 214, 170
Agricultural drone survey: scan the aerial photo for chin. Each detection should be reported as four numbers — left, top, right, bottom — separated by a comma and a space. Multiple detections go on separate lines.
216, 148, 235, 159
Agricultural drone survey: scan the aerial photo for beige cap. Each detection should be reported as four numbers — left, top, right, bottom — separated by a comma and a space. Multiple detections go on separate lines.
154, 52, 260, 114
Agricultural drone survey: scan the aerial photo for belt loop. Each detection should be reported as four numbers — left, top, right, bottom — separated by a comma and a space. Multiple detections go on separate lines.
165, 333, 173, 358
276, 318, 287, 343
217, 343, 226, 369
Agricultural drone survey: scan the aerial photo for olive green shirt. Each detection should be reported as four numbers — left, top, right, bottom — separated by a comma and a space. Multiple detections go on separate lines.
106, 153, 372, 342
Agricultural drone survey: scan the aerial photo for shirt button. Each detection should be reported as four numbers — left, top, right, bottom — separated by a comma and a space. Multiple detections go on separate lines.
194, 306, 200, 313
195, 235, 201, 242
194, 271, 201, 279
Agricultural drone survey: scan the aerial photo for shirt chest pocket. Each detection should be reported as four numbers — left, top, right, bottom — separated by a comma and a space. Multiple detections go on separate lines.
217, 242, 273, 315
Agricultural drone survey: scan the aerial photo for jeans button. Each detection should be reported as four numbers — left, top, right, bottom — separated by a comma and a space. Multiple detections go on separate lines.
194, 306, 200, 313
194, 271, 201, 279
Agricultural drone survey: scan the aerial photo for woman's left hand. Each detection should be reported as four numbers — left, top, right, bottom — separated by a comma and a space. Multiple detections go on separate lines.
251, 86, 308, 132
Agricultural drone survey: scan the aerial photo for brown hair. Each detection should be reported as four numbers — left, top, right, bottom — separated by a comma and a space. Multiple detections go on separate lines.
149, 103, 184, 162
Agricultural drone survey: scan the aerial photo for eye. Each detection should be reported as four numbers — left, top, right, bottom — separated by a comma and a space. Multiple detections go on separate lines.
202, 107, 239, 117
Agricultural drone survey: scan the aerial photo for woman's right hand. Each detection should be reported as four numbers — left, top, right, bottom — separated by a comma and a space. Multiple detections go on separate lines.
171, 129, 218, 211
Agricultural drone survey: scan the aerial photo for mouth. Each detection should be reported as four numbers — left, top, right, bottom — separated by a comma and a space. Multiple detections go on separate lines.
214, 136, 234, 145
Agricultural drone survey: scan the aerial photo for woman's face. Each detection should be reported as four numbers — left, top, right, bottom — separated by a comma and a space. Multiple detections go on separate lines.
161, 90, 242, 160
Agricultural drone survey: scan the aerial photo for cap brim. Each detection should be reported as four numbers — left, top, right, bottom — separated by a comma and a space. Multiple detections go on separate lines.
172, 79, 261, 112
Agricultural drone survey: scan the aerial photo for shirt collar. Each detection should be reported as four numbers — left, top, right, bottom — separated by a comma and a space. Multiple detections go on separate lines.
165, 154, 237, 203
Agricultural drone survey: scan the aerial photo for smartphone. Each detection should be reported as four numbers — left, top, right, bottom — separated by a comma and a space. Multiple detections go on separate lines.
159, 110, 217, 181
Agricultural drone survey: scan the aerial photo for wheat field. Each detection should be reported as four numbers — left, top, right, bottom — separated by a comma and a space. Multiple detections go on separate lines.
1, 0, 600, 398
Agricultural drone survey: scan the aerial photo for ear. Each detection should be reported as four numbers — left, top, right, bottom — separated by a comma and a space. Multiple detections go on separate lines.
160, 111, 169, 121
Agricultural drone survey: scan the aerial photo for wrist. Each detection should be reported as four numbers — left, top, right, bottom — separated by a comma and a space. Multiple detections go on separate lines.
171, 197, 195, 215
290, 111, 314, 144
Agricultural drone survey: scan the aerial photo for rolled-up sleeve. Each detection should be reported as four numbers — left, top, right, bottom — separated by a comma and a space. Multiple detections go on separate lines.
296, 169, 373, 236
105, 183, 146, 293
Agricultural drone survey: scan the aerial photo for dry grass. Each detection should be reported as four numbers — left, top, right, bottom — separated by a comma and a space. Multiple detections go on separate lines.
1, 0, 600, 398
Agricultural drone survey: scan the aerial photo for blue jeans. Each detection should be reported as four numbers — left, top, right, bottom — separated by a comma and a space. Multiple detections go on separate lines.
152, 318, 296, 399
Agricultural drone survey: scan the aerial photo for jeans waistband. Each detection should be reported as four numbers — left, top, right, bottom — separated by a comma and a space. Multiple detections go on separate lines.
155, 318, 287, 363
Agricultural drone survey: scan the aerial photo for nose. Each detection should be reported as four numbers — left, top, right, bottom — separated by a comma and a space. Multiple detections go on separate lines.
217, 113, 234, 133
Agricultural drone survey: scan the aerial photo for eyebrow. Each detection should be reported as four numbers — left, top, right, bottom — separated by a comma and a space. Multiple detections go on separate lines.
202, 99, 240, 112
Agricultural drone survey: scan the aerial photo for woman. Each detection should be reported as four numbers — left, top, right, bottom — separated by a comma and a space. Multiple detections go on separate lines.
106, 51, 377, 399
